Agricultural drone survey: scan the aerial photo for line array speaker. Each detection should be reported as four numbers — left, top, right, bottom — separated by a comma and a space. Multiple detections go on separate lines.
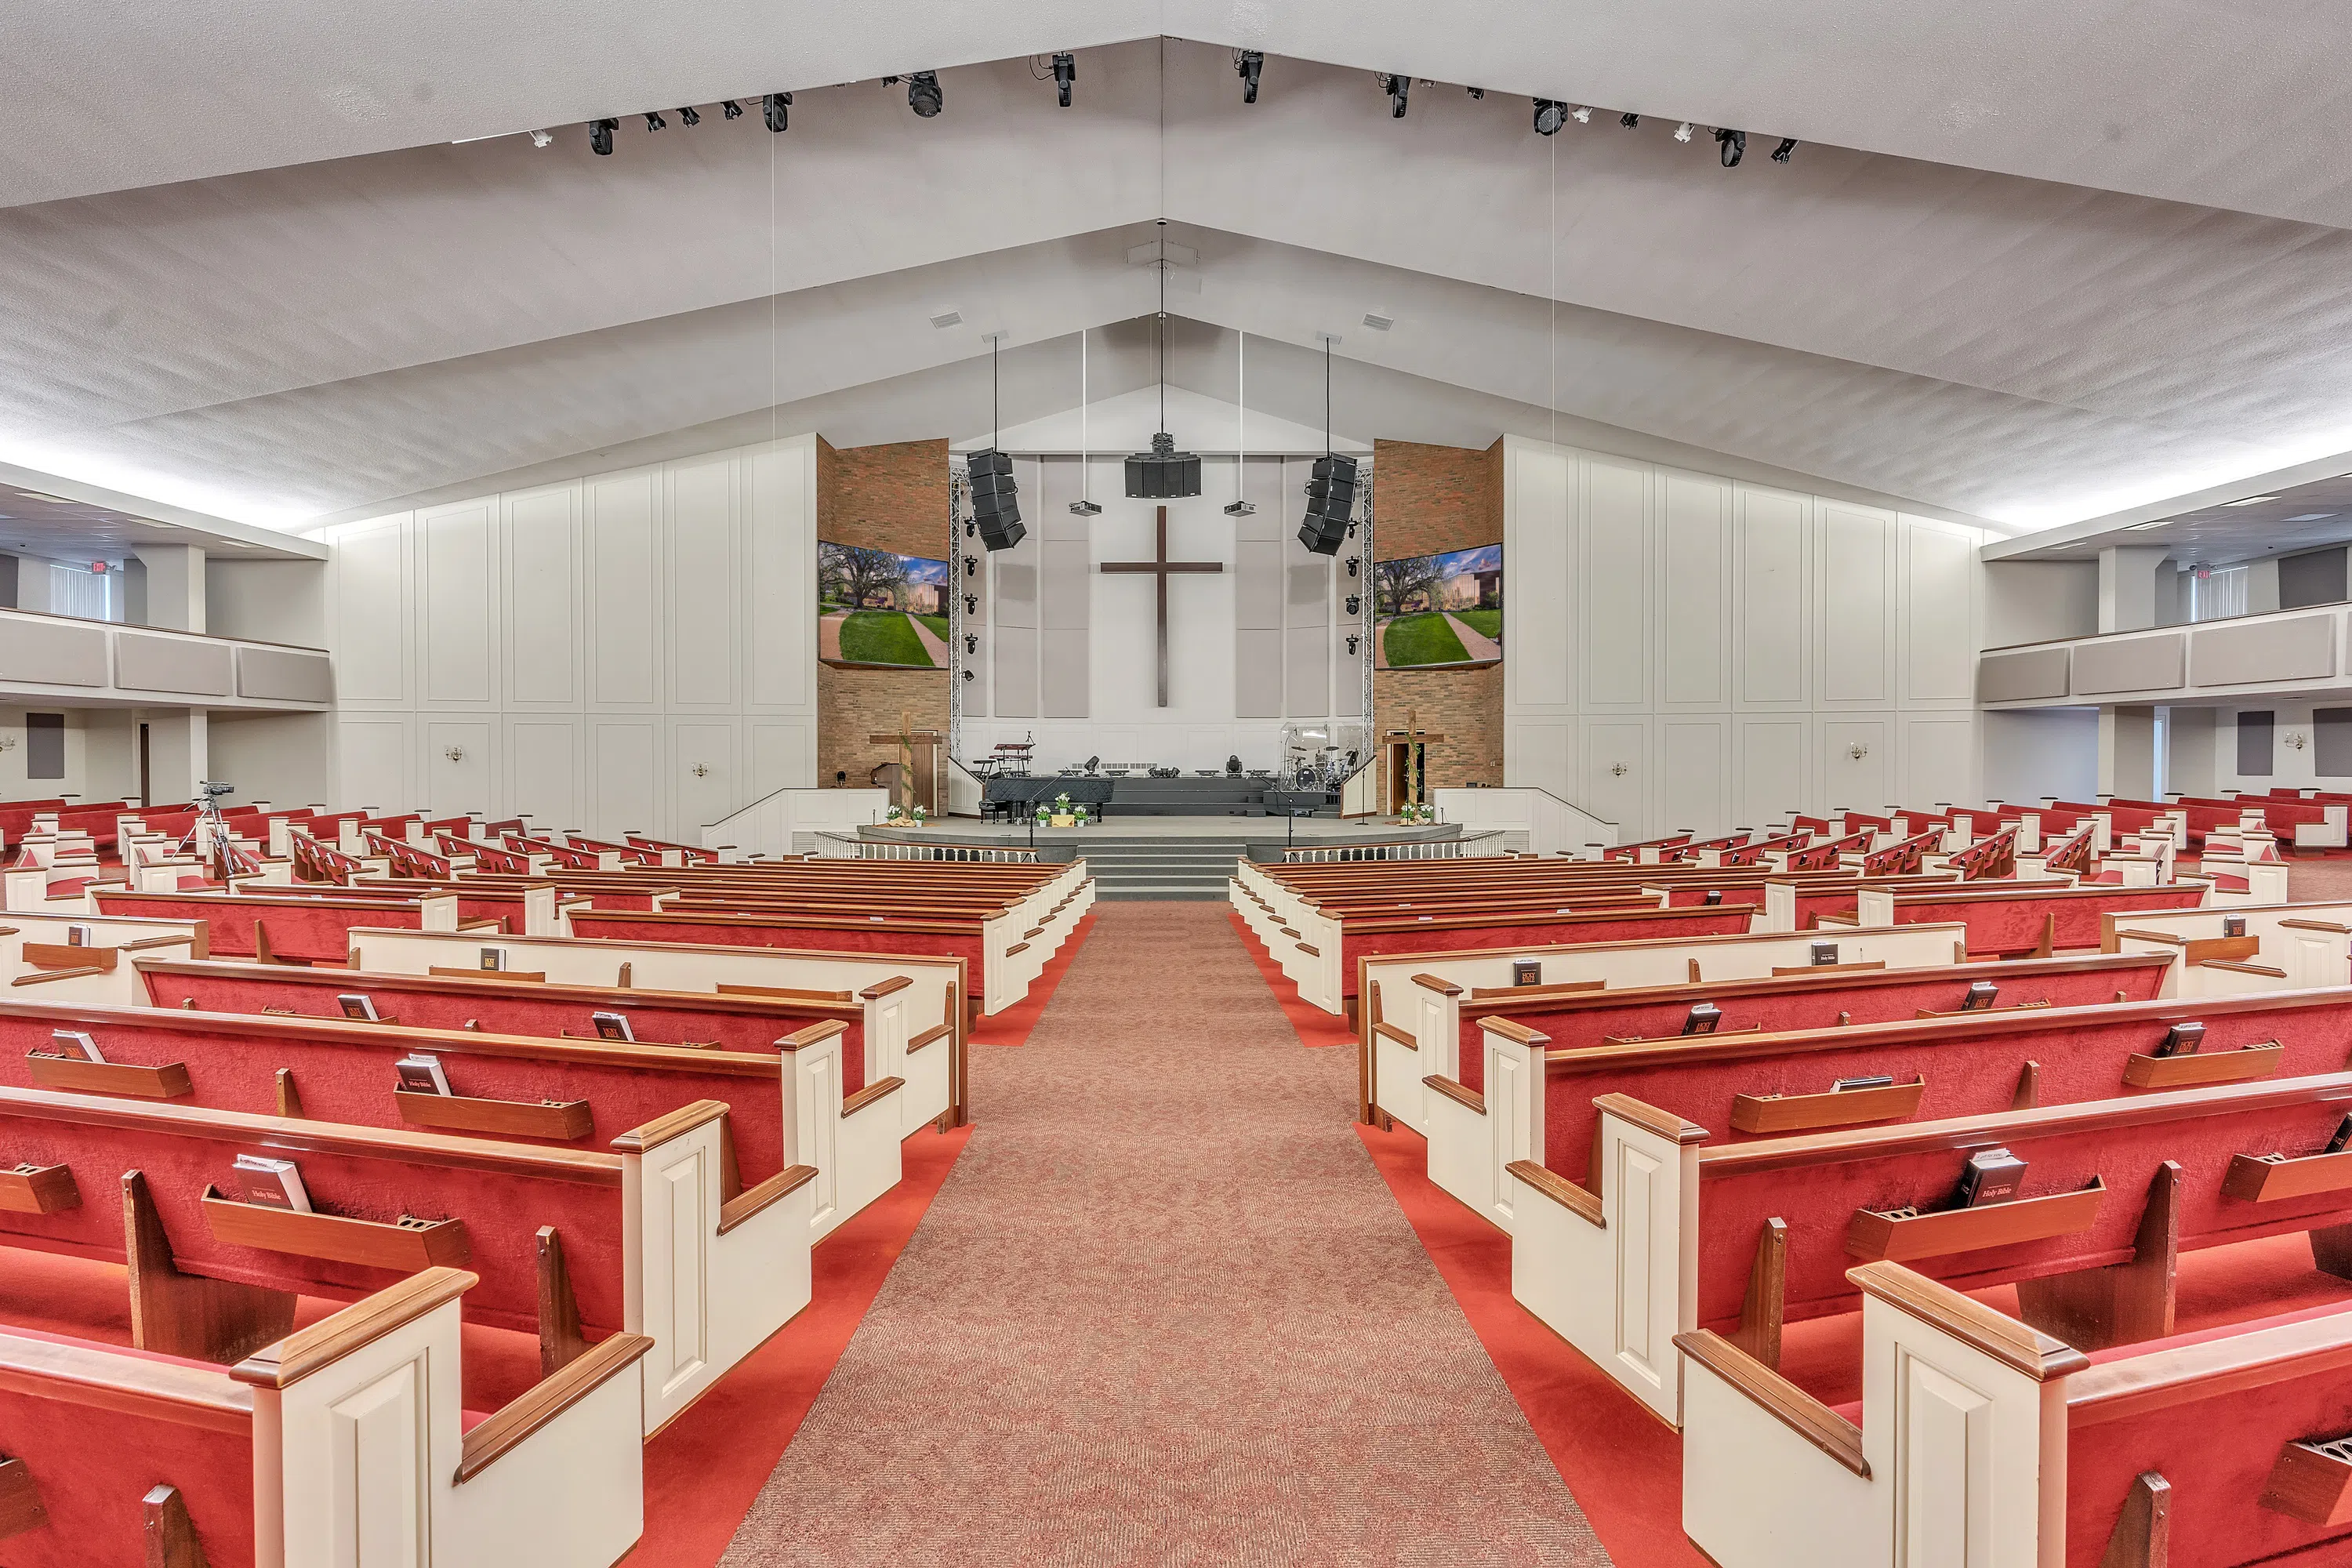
967, 449, 1024, 550
1297, 454, 1358, 556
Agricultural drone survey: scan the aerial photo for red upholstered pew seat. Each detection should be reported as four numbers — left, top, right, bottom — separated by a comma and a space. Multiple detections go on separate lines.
135, 956, 867, 1091
1448, 950, 2172, 1094
0, 1325, 256, 1568
1872, 882, 2209, 955
1337, 906, 1754, 998
567, 907, 989, 987
0, 1000, 816, 1185
93, 888, 441, 963
1693, 1072, 2352, 1349
1539, 987, 2352, 1183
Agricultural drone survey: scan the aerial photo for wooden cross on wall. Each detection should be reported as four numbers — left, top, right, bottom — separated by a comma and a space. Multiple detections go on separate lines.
1099, 506, 1222, 708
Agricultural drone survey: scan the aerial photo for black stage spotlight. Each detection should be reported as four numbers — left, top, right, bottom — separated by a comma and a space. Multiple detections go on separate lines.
1772, 136, 1798, 163
644, 111, 666, 131
1236, 49, 1264, 103
1716, 127, 1747, 167
764, 92, 792, 131
1052, 52, 1076, 107
721, 100, 744, 119
908, 71, 944, 118
1619, 112, 1639, 129
1382, 74, 1410, 118
967, 449, 1025, 550
678, 106, 700, 126
1534, 98, 1568, 135
1126, 431, 1203, 499
1298, 454, 1359, 556
589, 118, 618, 155
1467, 87, 1485, 100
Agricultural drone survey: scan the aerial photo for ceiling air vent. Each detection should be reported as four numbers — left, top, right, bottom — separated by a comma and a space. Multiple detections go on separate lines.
929, 310, 963, 330
1361, 313, 1395, 332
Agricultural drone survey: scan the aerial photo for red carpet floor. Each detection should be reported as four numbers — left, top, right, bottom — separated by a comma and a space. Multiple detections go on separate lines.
626, 1122, 972, 1566
1226, 907, 1357, 1048
967, 909, 1095, 1047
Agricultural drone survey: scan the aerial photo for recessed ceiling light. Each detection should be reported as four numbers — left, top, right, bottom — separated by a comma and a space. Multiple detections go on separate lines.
2124, 520, 2169, 531
2223, 495, 2281, 506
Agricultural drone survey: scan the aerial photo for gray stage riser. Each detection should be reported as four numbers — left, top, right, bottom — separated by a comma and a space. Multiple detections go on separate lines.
1063, 836, 1250, 902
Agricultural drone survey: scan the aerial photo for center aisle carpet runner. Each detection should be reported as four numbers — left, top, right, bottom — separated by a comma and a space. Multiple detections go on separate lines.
717, 900, 1610, 1565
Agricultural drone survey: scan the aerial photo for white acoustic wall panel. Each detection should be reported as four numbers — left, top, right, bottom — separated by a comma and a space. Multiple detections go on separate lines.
666, 456, 739, 712
1904, 715, 1976, 809
503, 485, 579, 707
586, 470, 662, 710
1236, 535, 1283, 719
1735, 488, 1807, 707
1659, 472, 1731, 709
1820, 715, 1893, 816
670, 721, 738, 836
1508, 441, 1573, 710
1904, 520, 1976, 705
1737, 717, 1809, 829
748, 721, 813, 799
746, 442, 814, 713
1657, 718, 1729, 837
993, 542, 1038, 720
1820, 503, 1896, 706
423, 718, 492, 819
1582, 718, 1649, 840
1505, 720, 1575, 805
591, 719, 662, 840
1581, 456, 1650, 710
418, 499, 495, 709
336, 717, 409, 811
506, 719, 579, 827
332, 517, 410, 706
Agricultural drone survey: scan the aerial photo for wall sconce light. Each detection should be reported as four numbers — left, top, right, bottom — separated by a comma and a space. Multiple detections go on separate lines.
1847, 742, 1869, 760
2286, 731, 2310, 750
691, 764, 710, 777
444, 746, 465, 763
0, 735, 17, 752
1610, 761, 1629, 776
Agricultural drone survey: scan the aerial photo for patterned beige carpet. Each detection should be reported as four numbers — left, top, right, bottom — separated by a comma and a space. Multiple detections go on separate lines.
720, 901, 1610, 1566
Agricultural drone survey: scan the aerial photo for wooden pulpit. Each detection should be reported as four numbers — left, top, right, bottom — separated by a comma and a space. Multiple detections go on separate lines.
870, 723, 947, 815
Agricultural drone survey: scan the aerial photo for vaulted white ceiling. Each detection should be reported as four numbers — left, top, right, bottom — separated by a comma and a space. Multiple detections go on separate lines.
4, 26, 2347, 543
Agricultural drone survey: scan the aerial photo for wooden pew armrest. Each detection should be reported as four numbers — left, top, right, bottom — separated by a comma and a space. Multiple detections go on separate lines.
908, 1024, 951, 1054
1507, 1160, 1601, 1228
859, 975, 913, 1000
1675, 1329, 1868, 1478
841, 1076, 904, 1119
234, 1267, 477, 1388
718, 1163, 816, 1236
1372, 1022, 1417, 1051
1410, 971, 1462, 997
455, 1331, 655, 1483
1423, 1075, 1483, 1114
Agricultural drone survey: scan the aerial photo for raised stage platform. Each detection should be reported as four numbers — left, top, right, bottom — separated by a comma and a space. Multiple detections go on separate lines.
978, 772, 1336, 819
866, 815, 1465, 898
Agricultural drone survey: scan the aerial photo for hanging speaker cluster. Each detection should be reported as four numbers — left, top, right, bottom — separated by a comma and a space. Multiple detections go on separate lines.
1125, 430, 1202, 499
967, 448, 1023, 550
1297, 454, 1359, 555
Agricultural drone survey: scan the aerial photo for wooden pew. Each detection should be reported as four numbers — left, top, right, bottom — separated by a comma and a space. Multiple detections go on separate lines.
1450, 982, 2352, 1243
92, 887, 463, 964
0, 996, 899, 1243
2103, 902, 2352, 996
1354, 923, 1977, 1130
339, 926, 965, 1137
0, 1268, 648, 1567
135, 955, 872, 1074
1847, 879, 2212, 957
0, 1084, 811, 1435
1681, 1262, 2352, 1568
1510, 1069, 2352, 1424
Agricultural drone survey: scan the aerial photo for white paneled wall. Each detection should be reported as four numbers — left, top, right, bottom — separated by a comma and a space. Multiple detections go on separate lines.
1502, 436, 1988, 840
326, 435, 819, 840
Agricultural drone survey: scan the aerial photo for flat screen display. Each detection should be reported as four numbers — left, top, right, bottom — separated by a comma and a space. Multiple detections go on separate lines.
818, 542, 952, 669
1373, 543, 1501, 669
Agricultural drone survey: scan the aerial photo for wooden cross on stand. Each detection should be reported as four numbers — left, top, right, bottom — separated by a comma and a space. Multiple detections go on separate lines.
1100, 506, 1222, 708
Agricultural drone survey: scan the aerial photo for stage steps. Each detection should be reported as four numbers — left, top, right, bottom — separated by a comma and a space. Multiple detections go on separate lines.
1075, 837, 1249, 901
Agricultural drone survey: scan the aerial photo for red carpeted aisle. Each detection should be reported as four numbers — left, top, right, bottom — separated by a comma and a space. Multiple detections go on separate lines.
967, 909, 1095, 1047
1225, 908, 1356, 1048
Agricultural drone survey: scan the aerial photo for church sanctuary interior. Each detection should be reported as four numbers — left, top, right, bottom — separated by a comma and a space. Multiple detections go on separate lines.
21, 9, 2352, 1567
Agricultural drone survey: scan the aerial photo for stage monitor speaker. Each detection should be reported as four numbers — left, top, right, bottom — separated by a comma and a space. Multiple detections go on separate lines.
1297, 454, 1358, 555
967, 448, 1024, 550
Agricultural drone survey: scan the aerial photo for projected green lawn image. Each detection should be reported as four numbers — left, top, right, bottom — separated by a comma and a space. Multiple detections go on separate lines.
818, 542, 953, 668
1374, 543, 1502, 669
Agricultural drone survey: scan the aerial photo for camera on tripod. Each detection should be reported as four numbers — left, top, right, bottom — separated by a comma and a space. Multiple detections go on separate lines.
195, 780, 235, 802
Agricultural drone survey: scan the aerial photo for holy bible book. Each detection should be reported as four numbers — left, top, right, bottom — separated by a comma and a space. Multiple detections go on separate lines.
232, 1153, 313, 1213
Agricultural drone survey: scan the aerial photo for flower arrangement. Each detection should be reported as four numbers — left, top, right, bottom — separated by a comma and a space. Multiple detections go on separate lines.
884, 804, 906, 823
910, 805, 928, 824
1398, 801, 1436, 825
1048, 791, 1078, 828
